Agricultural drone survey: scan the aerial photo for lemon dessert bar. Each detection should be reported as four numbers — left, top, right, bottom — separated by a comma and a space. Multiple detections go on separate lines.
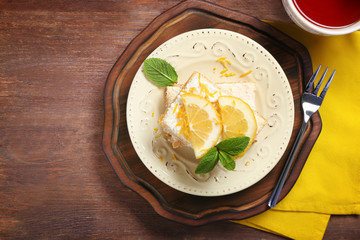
159, 71, 266, 159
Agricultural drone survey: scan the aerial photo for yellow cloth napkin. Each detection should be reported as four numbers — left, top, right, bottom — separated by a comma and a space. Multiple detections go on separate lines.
233, 22, 360, 239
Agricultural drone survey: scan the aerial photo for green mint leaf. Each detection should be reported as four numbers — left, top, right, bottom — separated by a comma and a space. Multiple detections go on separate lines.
195, 148, 219, 174
143, 58, 178, 87
216, 136, 250, 156
219, 151, 236, 171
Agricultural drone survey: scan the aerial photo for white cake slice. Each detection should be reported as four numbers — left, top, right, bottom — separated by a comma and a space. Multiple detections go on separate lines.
159, 72, 267, 148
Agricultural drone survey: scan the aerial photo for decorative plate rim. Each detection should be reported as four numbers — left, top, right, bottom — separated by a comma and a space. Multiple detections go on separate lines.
126, 28, 295, 197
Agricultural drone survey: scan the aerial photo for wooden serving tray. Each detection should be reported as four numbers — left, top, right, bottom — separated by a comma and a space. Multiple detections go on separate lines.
103, 0, 320, 225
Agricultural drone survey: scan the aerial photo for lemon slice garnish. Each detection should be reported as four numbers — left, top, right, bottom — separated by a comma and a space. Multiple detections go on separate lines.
218, 96, 257, 155
181, 93, 222, 159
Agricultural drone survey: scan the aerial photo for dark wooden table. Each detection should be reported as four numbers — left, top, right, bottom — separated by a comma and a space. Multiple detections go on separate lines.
1, 0, 359, 239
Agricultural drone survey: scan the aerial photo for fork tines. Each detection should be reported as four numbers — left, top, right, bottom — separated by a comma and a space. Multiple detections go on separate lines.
305, 65, 336, 99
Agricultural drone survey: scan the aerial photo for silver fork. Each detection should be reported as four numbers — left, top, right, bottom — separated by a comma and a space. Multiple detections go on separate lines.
268, 65, 336, 208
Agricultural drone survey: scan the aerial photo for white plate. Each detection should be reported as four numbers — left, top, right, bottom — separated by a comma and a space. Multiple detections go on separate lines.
126, 29, 294, 196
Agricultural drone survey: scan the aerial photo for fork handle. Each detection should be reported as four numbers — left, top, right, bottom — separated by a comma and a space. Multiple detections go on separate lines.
268, 120, 308, 208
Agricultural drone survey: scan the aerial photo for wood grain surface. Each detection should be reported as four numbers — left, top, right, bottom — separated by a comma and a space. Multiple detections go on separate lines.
103, 0, 318, 225
1, 0, 359, 239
